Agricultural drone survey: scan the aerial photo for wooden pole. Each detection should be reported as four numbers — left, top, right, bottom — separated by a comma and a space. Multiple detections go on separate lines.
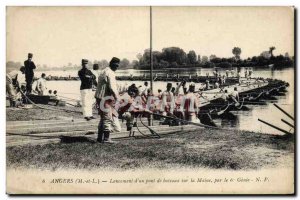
149, 6, 153, 126
274, 103, 294, 121
281, 119, 294, 128
258, 118, 292, 135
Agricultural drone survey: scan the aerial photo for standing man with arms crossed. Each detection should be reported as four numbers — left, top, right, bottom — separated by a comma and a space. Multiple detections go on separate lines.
95, 57, 121, 143
24, 53, 36, 94
78, 59, 96, 121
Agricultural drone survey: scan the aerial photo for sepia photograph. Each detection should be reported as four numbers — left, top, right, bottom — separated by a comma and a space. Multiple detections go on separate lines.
5, 6, 295, 194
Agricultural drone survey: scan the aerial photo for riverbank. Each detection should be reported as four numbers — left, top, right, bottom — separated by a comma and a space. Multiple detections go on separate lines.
6, 105, 85, 121
7, 127, 294, 171
6, 106, 294, 171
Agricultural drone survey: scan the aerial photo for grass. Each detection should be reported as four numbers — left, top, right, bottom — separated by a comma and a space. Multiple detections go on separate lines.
7, 128, 294, 171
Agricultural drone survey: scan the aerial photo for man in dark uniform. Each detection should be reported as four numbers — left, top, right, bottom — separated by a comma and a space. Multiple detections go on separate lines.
78, 59, 96, 120
24, 53, 36, 93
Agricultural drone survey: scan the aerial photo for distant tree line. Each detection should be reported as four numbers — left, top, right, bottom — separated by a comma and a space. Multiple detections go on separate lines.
133, 46, 294, 69
6, 46, 294, 72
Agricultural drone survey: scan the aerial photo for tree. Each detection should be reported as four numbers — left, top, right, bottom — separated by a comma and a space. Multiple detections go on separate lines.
136, 53, 142, 60
119, 58, 130, 69
269, 46, 276, 57
197, 55, 201, 63
201, 56, 208, 63
161, 47, 187, 65
131, 60, 139, 69
284, 52, 289, 58
159, 60, 169, 68
210, 57, 222, 63
100, 59, 109, 68
187, 50, 197, 64
232, 47, 242, 60
209, 54, 217, 61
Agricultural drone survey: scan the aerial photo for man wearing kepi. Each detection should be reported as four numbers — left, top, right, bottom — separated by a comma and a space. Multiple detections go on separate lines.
95, 57, 121, 143
78, 59, 96, 121
24, 53, 36, 94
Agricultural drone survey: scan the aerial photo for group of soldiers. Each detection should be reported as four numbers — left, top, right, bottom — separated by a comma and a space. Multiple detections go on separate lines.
78, 57, 205, 143
7, 54, 241, 143
78, 57, 244, 143
6, 53, 48, 107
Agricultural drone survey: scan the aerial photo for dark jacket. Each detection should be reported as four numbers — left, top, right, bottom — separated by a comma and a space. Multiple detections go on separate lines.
24, 60, 36, 78
78, 68, 96, 90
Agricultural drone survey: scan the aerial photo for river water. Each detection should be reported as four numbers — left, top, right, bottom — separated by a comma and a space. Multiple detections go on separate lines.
35, 67, 294, 135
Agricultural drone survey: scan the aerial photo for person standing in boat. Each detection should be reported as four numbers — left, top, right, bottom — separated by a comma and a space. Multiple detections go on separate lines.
229, 87, 239, 103
244, 68, 249, 79
36, 73, 47, 95
141, 81, 150, 97
237, 71, 241, 84
175, 81, 185, 96
205, 79, 210, 90
78, 59, 96, 121
214, 81, 220, 89
161, 83, 175, 116
248, 68, 253, 79
24, 53, 36, 94
230, 68, 235, 77
95, 57, 121, 143
184, 83, 199, 122
6, 66, 26, 107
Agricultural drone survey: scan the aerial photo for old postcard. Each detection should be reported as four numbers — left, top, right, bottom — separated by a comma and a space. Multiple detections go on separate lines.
6, 6, 295, 194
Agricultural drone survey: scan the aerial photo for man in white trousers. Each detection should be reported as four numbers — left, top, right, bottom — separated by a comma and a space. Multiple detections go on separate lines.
78, 59, 96, 121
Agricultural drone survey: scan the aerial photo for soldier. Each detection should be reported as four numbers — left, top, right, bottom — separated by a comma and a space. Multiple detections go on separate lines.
6, 66, 26, 107
248, 68, 253, 79
36, 73, 47, 95
161, 83, 175, 116
95, 57, 121, 143
230, 87, 239, 103
221, 89, 229, 103
141, 81, 150, 96
24, 53, 36, 93
78, 59, 96, 121
244, 68, 249, 79
184, 83, 199, 122
225, 69, 229, 78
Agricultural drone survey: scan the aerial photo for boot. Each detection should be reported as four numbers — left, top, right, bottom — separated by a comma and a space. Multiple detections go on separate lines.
97, 127, 104, 143
11, 101, 16, 107
103, 131, 110, 141
103, 131, 115, 143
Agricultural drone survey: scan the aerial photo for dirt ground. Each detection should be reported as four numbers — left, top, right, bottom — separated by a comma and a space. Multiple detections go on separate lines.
6, 105, 87, 121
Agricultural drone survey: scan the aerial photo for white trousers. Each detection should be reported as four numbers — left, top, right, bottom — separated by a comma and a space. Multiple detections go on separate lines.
80, 89, 93, 117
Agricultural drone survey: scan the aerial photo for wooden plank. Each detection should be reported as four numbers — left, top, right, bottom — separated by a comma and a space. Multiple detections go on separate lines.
6, 120, 161, 133
6, 118, 156, 128
6, 125, 194, 140
6, 125, 201, 147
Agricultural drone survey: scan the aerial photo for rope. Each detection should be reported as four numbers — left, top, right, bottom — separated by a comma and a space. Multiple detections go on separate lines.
134, 114, 155, 138
139, 114, 160, 138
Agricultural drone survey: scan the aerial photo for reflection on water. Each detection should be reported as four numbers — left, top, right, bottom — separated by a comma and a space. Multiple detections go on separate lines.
39, 67, 294, 135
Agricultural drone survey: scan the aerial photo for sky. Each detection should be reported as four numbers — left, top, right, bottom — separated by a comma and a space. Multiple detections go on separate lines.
7, 6, 294, 67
